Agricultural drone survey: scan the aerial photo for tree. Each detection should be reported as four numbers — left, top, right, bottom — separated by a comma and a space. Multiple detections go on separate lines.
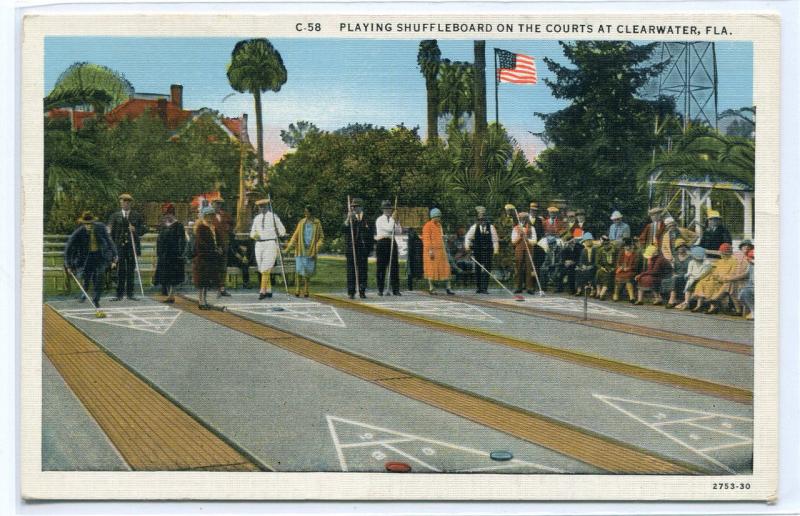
437, 59, 474, 130
49, 62, 134, 109
535, 41, 674, 229
417, 40, 442, 144
227, 39, 288, 185
472, 41, 488, 179
44, 87, 114, 114
280, 120, 321, 148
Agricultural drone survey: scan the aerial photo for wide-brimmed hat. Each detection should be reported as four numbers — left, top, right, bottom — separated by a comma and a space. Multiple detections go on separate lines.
642, 244, 658, 259
517, 211, 529, 219
475, 206, 487, 216
707, 210, 721, 219
381, 200, 393, 210
600, 234, 610, 242
739, 239, 753, 249
504, 203, 516, 211
77, 211, 96, 223
429, 207, 442, 218
581, 232, 594, 242
212, 197, 225, 203
547, 206, 559, 213
200, 206, 216, 216
118, 193, 133, 201
610, 210, 623, 220
648, 207, 663, 216
566, 209, 576, 217
529, 201, 538, 209
255, 199, 269, 206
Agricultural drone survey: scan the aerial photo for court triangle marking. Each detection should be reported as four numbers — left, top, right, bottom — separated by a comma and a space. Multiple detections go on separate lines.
60, 306, 181, 335
594, 393, 752, 474
326, 415, 562, 473
373, 300, 501, 323
226, 302, 346, 328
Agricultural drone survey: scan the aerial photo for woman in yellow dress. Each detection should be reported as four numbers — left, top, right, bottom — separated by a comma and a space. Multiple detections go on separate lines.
421, 208, 454, 295
285, 205, 324, 297
692, 243, 740, 314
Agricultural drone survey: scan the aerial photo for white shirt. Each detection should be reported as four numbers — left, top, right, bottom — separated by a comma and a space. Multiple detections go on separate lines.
464, 223, 499, 253
511, 224, 537, 245
250, 211, 286, 241
374, 214, 402, 240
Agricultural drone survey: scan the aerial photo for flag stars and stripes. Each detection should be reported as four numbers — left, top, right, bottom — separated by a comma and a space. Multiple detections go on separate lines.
496, 49, 538, 85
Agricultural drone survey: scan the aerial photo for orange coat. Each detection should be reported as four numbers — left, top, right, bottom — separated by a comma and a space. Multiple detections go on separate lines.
422, 219, 451, 281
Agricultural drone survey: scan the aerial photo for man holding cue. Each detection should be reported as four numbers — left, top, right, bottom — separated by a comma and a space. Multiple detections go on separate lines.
107, 193, 146, 301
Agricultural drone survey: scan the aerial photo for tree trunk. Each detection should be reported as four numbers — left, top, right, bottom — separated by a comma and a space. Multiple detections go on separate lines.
254, 89, 265, 186
473, 40, 487, 177
426, 78, 439, 144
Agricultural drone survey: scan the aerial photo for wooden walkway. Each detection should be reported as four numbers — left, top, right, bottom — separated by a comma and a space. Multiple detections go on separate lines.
43, 305, 265, 472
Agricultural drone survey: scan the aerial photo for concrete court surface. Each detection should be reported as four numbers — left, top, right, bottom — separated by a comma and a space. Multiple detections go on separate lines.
335, 290, 753, 389
44, 297, 599, 474
176, 291, 753, 474
460, 289, 754, 346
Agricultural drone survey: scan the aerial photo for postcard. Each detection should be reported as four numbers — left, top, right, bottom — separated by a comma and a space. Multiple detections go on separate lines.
20, 10, 779, 501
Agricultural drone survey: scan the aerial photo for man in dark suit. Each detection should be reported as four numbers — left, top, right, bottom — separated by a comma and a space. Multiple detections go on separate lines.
699, 210, 732, 255
343, 197, 373, 299
65, 211, 117, 307
107, 193, 146, 300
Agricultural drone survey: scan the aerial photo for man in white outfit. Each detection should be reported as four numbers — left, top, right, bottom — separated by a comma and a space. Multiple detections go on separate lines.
375, 200, 403, 296
250, 198, 286, 299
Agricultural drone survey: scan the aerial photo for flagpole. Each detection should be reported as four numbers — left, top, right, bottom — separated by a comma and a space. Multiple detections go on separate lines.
494, 48, 499, 126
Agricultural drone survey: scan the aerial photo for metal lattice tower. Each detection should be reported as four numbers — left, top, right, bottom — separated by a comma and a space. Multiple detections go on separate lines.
656, 42, 719, 131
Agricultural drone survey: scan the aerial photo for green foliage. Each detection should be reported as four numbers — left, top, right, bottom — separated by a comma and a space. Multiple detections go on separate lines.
536, 41, 677, 230
418, 40, 442, 143
437, 59, 474, 126
268, 124, 448, 240
638, 125, 755, 197
280, 120, 321, 148
43, 112, 242, 232
49, 62, 133, 108
44, 87, 114, 114
227, 38, 287, 182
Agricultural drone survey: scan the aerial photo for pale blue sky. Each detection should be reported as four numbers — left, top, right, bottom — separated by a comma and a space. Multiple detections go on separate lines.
45, 37, 753, 161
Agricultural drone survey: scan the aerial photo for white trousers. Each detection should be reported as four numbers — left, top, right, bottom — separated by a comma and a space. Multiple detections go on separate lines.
255, 240, 279, 272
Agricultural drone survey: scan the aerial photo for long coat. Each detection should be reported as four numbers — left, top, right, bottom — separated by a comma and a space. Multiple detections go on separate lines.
422, 219, 450, 281
64, 222, 117, 274
192, 222, 223, 288
637, 255, 672, 290
212, 209, 235, 251
107, 210, 146, 255
287, 217, 324, 257
615, 249, 640, 283
154, 220, 186, 287
638, 221, 665, 248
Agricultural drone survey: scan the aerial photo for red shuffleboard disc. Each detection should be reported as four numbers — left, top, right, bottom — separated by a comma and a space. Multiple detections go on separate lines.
385, 461, 412, 473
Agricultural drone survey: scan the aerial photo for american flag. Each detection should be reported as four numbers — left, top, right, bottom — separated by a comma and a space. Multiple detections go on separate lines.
496, 49, 537, 85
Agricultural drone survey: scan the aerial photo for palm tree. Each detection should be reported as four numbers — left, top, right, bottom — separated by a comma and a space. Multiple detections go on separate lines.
227, 39, 287, 185
472, 41, 487, 177
437, 59, 474, 130
639, 125, 755, 199
417, 40, 441, 144
44, 87, 114, 114
50, 62, 134, 109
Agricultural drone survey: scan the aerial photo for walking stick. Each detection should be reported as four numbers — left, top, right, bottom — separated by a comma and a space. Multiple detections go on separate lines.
267, 194, 290, 296
470, 256, 524, 301
509, 205, 545, 296
128, 225, 146, 297
383, 195, 399, 295
347, 195, 361, 295
67, 269, 106, 317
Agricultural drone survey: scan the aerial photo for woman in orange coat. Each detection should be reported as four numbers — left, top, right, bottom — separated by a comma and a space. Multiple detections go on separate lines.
422, 208, 454, 295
